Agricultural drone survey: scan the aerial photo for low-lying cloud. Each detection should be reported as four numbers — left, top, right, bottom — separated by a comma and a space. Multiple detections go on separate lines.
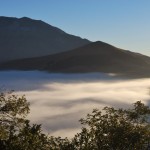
0, 71, 150, 138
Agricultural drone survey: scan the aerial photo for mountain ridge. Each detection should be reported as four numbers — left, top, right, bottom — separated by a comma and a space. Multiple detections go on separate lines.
0, 16, 90, 62
1, 41, 150, 78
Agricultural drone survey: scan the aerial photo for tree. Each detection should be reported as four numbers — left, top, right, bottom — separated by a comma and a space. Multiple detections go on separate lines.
0, 91, 150, 150
72, 101, 150, 150
0, 91, 50, 150
0, 91, 29, 140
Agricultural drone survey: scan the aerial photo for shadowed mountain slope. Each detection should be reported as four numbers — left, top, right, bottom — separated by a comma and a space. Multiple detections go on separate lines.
0, 16, 90, 62
0, 41, 150, 78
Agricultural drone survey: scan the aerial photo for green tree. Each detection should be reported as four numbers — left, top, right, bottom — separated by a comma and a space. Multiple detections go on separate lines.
0, 91, 150, 150
0, 92, 50, 150
72, 101, 150, 150
0, 91, 29, 140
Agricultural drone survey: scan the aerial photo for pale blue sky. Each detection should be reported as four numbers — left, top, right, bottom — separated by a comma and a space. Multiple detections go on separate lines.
0, 0, 150, 56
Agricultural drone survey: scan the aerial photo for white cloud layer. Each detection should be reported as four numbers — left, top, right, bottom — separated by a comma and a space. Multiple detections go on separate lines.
0, 71, 150, 138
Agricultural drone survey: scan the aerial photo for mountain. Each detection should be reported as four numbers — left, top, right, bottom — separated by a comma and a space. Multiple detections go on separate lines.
0, 16, 90, 62
1, 41, 150, 78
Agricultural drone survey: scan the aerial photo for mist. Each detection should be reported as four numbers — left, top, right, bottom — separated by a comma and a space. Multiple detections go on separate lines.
0, 71, 150, 138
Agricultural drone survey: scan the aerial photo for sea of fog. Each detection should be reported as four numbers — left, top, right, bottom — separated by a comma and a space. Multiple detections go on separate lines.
0, 71, 150, 138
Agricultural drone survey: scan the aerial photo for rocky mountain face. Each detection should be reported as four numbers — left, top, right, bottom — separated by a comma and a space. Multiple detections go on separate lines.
0, 16, 90, 62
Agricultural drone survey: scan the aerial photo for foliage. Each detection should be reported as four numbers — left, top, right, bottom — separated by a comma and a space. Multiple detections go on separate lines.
0, 91, 150, 150
0, 92, 49, 150
72, 101, 150, 150
0, 91, 29, 140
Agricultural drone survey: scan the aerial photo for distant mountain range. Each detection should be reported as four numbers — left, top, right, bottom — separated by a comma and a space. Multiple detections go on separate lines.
0, 16, 150, 78
1, 41, 150, 78
0, 16, 90, 62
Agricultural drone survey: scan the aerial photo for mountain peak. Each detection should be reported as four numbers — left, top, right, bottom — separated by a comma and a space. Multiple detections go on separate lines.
93, 41, 118, 49
19, 17, 42, 23
20, 17, 31, 20
19, 17, 33, 21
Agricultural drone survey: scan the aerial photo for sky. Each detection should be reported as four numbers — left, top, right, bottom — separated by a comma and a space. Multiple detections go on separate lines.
0, 0, 150, 56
